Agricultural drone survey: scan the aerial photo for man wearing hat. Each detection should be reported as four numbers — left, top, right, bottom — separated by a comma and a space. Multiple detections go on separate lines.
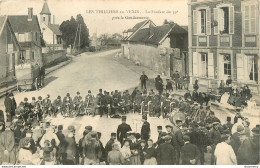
140, 71, 148, 90
208, 122, 221, 165
105, 132, 117, 160
53, 96, 62, 116
85, 90, 95, 115
141, 115, 150, 141
116, 116, 132, 145
181, 135, 200, 165
18, 129, 37, 154
63, 93, 73, 116
223, 116, 233, 131
0, 122, 16, 164
157, 135, 176, 165
73, 91, 84, 116
230, 125, 244, 155
165, 125, 178, 148
4, 92, 17, 122
166, 79, 173, 93
172, 120, 184, 165
43, 94, 52, 117
95, 89, 105, 117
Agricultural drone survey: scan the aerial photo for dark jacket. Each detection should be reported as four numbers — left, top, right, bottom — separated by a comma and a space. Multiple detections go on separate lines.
181, 142, 200, 165
105, 138, 115, 156
141, 121, 150, 141
140, 75, 148, 82
117, 123, 132, 143
157, 142, 176, 165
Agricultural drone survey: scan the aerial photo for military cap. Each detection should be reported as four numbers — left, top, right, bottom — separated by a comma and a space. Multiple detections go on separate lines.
68, 125, 75, 132
32, 97, 36, 100
227, 116, 231, 121
77, 91, 80, 95
24, 97, 28, 101
88, 90, 91, 93
57, 96, 61, 99
122, 116, 127, 120
38, 96, 42, 100
85, 125, 93, 131
157, 126, 162, 129
111, 132, 116, 136
237, 125, 244, 133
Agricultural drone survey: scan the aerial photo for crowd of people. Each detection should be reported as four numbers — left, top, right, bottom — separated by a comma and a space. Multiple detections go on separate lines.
0, 72, 259, 165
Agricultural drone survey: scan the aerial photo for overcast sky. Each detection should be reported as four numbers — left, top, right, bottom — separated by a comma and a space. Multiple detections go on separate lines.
0, 0, 188, 36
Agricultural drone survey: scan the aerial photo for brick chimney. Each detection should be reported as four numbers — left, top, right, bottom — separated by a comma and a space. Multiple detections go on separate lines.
28, 8, 33, 21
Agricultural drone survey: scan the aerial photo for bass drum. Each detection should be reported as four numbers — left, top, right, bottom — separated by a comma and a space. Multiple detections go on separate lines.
168, 110, 186, 126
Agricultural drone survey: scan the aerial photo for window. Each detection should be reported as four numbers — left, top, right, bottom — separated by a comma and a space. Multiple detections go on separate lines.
214, 4, 234, 35
31, 51, 34, 60
247, 55, 258, 82
243, 3, 257, 34
219, 7, 229, 34
200, 53, 208, 77
193, 8, 211, 35
200, 9, 206, 34
223, 54, 231, 75
43, 17, 45, 22
18, 33, 25, 42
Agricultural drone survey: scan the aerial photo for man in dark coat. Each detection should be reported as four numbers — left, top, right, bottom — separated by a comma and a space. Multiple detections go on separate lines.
39, 66, 45, 87
141, 115, 150, 141
155, 75, 163, 95
223, 116, 233, 133
56, 125, 66, 164
140, 71, 148, 90
96, 89, 105, 117
166, 79, 173, 93
209, 122, 222, 165
105, 133, 116, 159
230, 125, 244, 155
116, 116, 132, 145
181, 135, 200, 165
173, 120, 185, 165
172, 70, 180, 90
157, 135, 176, 165
4, 93, 16, 122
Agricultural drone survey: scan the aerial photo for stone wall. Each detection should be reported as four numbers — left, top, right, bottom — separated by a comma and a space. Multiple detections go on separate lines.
42, 50, 67, 66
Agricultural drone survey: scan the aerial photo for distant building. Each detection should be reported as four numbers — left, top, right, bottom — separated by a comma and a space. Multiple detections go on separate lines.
39, 1, 63, 52
8, 8, 42, 66
188, 0, 259, 93
90, 33, 101, 48
121, 19, 188, 77
0, 16, 21, 81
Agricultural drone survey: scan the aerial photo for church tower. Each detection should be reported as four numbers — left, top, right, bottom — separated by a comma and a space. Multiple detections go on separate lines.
40, 0, 51, 26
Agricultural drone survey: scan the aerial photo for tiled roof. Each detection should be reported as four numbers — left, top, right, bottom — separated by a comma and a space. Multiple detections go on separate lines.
40, 2, 51, 15
49, 24, 62, 35
128, 24, 174, 45
8, 15, 41, 33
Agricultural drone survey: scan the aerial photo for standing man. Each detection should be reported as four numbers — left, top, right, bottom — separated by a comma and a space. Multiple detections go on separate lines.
39, 65, 45, 87
172, 120, 185, 165
140, 71, 148, 90
105, 133, 117, 159
172, 71, 180, 90
208, 122, 222, 165
141, 115, 150, 141
96, 89, 105, 117
157, 135, 176, 165
4, 92, 17, 122
155, 75, 163, 95
116, 116, 132, 145
73, 91, 83, 116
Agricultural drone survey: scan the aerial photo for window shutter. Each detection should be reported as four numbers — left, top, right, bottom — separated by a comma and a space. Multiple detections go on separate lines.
214, 8, 219, 35
236, 54, 244, 81
206, 8, 211, 35
250, 5, 256, 34
229, 6, 234, 34
219, 9, 224, 32
193, 10, 198, 35
218, 54, 224, 79
193, 52, 199, 76
208, 53, 214, 79
245, 5, 250, 34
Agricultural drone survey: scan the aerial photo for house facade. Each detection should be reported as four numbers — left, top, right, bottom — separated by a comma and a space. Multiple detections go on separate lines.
188, 0, 259, 93
40, 1, 63, 53
121, 20, 188, 77
0, 16, 21, 81
8, 8, 42, 66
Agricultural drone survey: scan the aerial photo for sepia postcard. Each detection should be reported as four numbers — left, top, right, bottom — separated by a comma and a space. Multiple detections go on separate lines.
0, 0, 259, 167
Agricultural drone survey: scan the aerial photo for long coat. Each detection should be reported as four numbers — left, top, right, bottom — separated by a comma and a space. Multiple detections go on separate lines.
237, 138, 256, 165
157, 142, 176, 165
141, 121, 150, 141
117, 123, 132, 144
0, 129, 16, 164
4, 97, 17, 118
181, 143, 200, 165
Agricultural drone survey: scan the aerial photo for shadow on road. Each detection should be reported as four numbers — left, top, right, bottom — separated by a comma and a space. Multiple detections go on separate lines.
44, 76, 58, 86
